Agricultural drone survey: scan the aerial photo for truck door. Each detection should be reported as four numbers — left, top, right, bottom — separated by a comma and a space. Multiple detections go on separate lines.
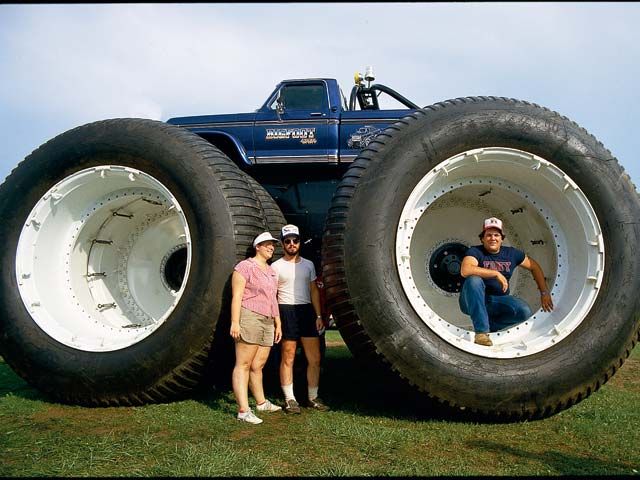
253, 81, 331, 163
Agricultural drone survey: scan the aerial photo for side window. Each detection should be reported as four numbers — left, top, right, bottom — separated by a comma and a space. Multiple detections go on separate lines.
270, 84, 327, 111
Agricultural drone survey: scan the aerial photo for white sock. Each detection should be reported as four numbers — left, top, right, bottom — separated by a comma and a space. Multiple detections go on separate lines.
281, 383, 296, 401
308, 386, 318, 401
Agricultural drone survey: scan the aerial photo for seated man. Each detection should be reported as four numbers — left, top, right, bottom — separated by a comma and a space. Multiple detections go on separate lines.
459, 217, 554, 347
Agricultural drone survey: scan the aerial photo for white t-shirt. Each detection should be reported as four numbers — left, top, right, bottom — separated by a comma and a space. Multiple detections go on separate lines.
271, 257, 317, 305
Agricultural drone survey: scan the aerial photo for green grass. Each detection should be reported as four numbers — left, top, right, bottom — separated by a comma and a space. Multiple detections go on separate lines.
1, 329, 639, 476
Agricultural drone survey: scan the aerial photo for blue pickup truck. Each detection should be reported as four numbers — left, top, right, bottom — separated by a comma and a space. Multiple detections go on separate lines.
168, 77, 418, 166
166, 74, 419, 265
1, 69, 638, 420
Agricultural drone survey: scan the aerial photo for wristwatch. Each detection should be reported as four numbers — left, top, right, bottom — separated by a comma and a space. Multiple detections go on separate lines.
540, 291, 549, 296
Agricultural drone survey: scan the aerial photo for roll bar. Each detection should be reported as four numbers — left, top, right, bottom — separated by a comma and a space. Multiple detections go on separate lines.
348, 83, 419, 111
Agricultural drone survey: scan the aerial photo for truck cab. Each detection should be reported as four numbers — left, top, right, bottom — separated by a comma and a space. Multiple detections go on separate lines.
253, 79, 341, 163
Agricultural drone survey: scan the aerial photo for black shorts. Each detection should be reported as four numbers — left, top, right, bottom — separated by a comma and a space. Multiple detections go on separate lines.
279, 303, 318, 340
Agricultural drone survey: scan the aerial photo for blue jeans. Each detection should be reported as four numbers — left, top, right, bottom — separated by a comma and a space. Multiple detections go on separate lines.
459, 275, 532, 333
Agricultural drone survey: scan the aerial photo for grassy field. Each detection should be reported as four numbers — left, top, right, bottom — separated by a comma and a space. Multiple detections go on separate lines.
1, 329, 639, 477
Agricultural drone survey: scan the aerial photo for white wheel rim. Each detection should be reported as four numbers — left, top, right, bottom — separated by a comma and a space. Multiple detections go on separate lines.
16, 166, 192, 352
396, 147, 604, 358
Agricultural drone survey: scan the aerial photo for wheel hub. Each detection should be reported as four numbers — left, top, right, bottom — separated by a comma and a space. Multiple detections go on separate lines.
428, 243, 467, 293
162, 245, 188, 292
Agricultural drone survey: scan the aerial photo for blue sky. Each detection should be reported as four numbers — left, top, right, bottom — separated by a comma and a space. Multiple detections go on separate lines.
1, 3, 638, 186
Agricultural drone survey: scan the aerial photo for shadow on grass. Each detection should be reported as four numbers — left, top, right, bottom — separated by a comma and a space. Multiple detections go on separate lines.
196, 341, 482, 424
0, 358, 47, 402
292, 344, 470, 423
467, 439, 633, 475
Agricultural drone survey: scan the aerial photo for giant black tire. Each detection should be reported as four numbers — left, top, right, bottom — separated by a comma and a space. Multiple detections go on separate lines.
322, 97, 640, 420
0, 118, 268, 406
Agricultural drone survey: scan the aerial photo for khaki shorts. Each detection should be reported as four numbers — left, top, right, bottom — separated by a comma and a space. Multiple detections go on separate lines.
239, 307, 275, 347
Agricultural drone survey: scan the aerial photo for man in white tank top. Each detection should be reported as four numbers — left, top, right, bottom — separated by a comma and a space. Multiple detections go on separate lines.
271, 224, 329, 413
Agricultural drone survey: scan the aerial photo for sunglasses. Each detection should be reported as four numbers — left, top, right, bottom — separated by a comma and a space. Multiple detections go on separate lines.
283, 237, 300, 245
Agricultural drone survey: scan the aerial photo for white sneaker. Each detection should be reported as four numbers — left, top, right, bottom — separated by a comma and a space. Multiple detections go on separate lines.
237, 409, 263, 424
256, 399, 282, 413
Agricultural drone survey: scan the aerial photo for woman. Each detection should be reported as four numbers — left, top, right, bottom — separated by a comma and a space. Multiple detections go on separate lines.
230, 231, 283, 424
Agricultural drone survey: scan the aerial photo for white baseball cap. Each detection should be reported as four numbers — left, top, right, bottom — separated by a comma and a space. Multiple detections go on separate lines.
483, 217, 503, 233
253, 231, 278, 247
281, 224, 300, 239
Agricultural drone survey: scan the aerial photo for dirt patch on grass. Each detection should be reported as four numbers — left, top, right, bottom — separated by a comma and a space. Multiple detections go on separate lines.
607, 355, 640, 392
31, 405, 135, 435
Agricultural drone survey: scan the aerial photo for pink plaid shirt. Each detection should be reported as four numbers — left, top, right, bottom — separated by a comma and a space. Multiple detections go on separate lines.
234, 258, 279, 318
